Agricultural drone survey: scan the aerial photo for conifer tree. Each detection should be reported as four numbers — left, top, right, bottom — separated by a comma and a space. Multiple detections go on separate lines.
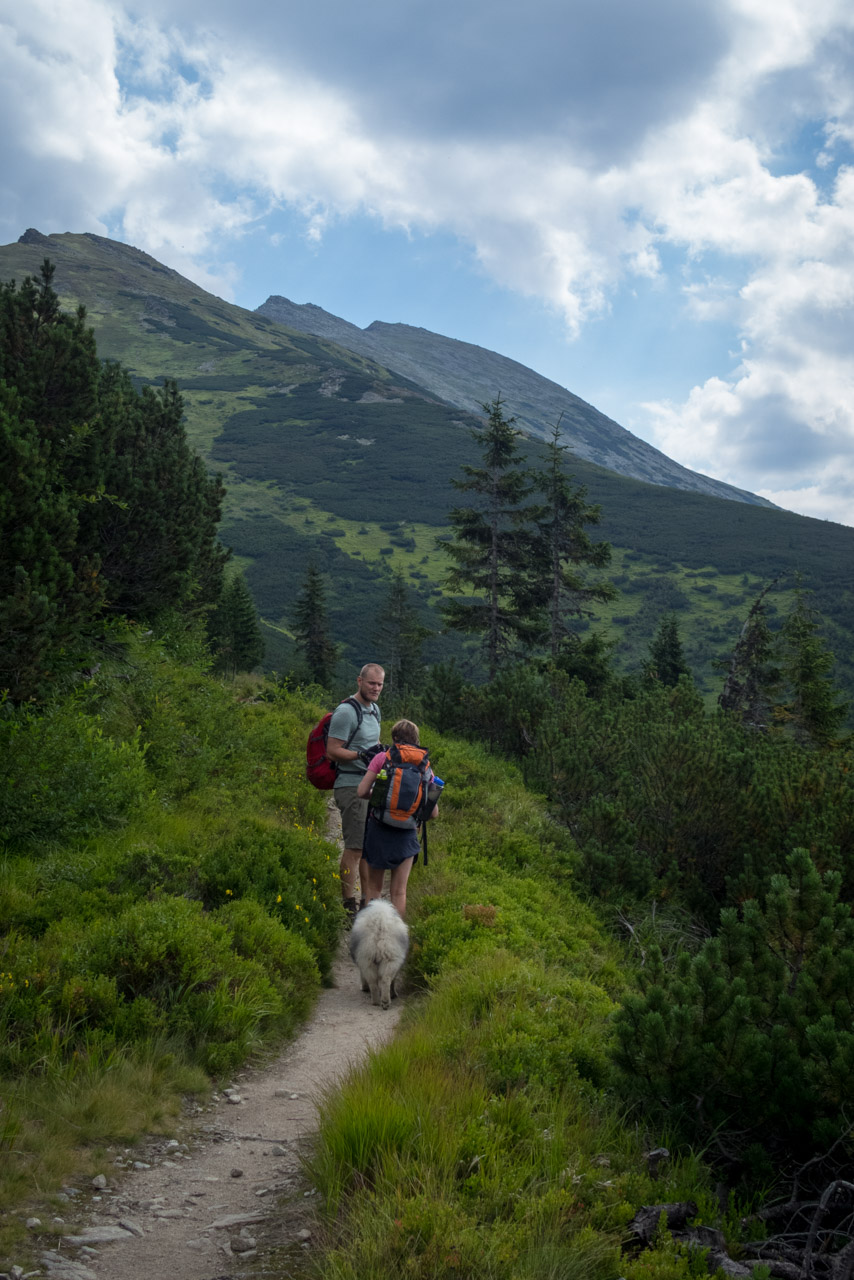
557, 631, 616, 698
718, 580, 780, 729
422, 658, 467, 734
378, 568, 431, 699
441, 397, 538, 678
614, 848, 854, 1162
0, 387, 92, 699
645, 612, 691, 687
0, 259, 99, 438
529, 421, 616, 659
0, 266, 102, 699
0, 260, 228, 699
776, 586, 849, 746
208, 575, 265, 677
292, 562, 339, 687
78, 366, 228, 619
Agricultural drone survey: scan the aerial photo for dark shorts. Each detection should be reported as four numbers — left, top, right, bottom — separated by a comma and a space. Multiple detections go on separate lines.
363, 814, 419, 870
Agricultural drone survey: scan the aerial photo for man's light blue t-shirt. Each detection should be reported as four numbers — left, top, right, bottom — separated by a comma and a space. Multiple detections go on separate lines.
328, 699, 382, 789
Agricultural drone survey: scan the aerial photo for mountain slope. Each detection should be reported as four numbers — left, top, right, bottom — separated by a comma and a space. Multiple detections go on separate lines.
256, 294, 770, 507
1, 229, 852, 707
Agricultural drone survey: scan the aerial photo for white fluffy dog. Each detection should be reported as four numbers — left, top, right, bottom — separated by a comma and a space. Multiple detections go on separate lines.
348, 900, 409, 1010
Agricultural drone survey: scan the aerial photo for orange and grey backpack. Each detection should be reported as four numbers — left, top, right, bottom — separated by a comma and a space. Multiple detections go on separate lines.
370, 743, 431, 831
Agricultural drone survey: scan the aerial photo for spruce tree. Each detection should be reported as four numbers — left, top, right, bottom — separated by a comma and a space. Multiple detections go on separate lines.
441, 397, 538, 678
0, 260, 228, 699
208, 575, 265, 676
645, 613, 691, 687
718, 580, 781, 729
378, 569, 431, 699
529, 420, 616, 659
776, 586, 849, 746
557, 631, 616, 698
292, 562, 339, 687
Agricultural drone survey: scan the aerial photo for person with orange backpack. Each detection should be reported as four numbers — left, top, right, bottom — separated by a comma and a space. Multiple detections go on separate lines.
356, 719, 441, 919
325, 663, 385, 920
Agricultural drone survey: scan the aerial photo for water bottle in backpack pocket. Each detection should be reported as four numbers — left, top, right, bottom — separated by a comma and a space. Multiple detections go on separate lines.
426, 776, 444, 807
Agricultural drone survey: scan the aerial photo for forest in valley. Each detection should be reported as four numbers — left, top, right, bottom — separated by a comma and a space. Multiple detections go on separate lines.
3, 261, 854, 1278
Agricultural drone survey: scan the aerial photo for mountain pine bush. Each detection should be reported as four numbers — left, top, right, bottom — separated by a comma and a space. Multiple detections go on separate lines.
613, 848, 854, 1166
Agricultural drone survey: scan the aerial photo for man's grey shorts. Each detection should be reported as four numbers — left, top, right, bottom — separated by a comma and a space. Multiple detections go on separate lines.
334, 786, 368, 850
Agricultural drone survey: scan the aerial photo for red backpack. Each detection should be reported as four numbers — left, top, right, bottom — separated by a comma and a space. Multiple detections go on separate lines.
305, 697, 364, 790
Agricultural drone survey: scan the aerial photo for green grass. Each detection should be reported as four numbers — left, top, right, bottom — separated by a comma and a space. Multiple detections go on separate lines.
304, 733, 741, 1279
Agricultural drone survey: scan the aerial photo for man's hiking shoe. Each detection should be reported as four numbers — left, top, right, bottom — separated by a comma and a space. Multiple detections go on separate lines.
343, 897, 358, 924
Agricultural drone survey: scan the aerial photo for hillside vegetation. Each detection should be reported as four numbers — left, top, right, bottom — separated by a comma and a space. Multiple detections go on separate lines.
4, 272, 854, 1277
0, 627, 337, 1257
1, 231, 853, 706
1, 627, 750, 1279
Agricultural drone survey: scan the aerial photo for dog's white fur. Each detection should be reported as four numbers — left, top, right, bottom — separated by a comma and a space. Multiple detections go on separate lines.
348, 900, 409, 1010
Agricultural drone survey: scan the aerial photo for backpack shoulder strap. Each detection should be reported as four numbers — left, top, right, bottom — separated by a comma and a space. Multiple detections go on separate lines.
338, 696, 364, 749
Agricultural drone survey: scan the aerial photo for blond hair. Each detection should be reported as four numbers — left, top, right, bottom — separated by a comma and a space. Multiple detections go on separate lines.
359, 663, 385, 679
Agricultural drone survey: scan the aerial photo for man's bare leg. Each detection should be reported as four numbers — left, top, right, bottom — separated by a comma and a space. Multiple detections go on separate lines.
340, 847, 361, 918
359, 856, 371, 907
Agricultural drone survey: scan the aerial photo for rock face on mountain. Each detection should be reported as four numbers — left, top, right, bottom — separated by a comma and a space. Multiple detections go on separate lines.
257, 295, 771, 508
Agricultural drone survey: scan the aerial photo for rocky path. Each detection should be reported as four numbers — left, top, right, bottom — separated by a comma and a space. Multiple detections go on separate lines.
19, 810, 403, 1280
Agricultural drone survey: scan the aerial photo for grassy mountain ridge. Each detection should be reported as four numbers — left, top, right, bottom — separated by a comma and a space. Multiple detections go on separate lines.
2, 229, 852, 703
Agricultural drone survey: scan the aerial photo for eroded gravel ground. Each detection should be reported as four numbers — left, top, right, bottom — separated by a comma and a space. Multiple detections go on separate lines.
14, 809, 403, 1280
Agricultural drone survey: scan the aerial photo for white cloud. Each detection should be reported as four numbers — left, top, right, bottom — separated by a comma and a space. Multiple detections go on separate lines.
2, 0, 854, 520
640, 149, 854, 516
757, 482, 854, 526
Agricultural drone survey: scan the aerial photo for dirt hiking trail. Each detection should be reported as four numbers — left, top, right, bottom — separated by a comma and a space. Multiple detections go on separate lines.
25, 807, 403, 1280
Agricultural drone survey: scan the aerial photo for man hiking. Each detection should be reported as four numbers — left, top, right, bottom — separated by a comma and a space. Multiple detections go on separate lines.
325, 663, 384, 921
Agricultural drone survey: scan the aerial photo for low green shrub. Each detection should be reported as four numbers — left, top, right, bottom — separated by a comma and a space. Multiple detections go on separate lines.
87, 896, 242, 1000
613, 848, 854, 1168
108, 839, 199, 898
0, 696, 150, 849
215, 896, 319, 1027
122, 657, 246, 795
417, 952, 615, 1092
0, 892, 316, 1076
197, 819, 340, 978
412, 866, 612, 983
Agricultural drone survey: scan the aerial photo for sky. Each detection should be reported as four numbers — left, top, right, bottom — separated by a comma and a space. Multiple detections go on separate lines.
2, 0, 854, 526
